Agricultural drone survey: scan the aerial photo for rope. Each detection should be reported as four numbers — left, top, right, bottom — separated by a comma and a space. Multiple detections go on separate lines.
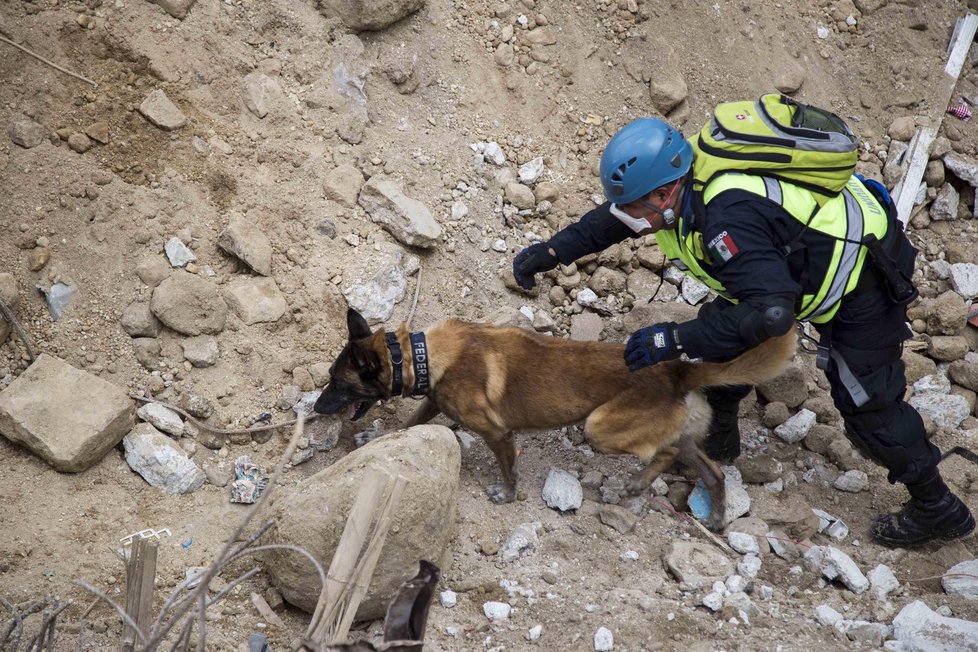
130, 393, 326, 436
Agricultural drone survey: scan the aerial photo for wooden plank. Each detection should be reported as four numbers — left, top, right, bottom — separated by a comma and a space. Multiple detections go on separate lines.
893, 12, 977, 226
121, 537, 158, 652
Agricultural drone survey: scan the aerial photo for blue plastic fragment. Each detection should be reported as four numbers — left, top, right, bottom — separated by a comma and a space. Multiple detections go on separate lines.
248, 632, 271, 652
687, 479, 713, 521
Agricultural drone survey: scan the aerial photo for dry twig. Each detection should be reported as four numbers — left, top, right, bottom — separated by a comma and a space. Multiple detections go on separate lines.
0, 297, 37, 362
0, 35, 97, 87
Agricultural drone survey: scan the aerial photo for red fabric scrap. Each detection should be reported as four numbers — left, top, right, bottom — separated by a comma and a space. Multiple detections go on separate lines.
947, 103, 972, 120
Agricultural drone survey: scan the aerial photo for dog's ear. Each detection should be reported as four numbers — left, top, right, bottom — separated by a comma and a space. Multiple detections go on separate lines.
349, 341, 381, 375
347, 308, 373, 341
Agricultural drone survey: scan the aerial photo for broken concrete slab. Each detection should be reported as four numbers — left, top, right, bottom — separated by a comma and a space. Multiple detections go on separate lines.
123, 423, 205, 493
358, 175, 441, 248
224, 276, 287, 325
0, 355, 135, 472
891, 600, 978, 650
217, 215, 272, 276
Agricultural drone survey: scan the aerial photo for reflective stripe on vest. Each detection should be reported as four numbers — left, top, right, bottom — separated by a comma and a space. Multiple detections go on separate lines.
655, 173, 889, 323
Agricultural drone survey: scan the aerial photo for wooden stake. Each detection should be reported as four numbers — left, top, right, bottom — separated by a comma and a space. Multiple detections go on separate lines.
121, 538, 158, 652
892, 12, 978, 226
303, 466, 408, 647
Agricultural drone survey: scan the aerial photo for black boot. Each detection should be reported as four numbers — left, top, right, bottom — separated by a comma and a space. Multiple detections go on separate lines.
702, 386, 748, 464
871, 473, 976, 548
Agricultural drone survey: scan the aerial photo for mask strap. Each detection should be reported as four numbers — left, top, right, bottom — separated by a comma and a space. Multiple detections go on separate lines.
635, 179, 682, 227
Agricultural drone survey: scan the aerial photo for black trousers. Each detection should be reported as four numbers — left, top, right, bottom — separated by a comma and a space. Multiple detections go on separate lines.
814, 282, 940, 485
702, 285, 940, 486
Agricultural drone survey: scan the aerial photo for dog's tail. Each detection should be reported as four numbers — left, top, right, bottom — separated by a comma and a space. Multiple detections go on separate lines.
678, 329, 797, 393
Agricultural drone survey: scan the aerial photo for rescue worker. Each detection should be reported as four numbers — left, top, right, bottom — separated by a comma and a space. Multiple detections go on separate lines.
512, 117, 975, 548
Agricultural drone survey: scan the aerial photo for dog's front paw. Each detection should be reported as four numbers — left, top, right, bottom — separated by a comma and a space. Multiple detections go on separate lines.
485, 482, 516, 504
353, 429, 381, 448
625, 476, 650, 496
704, 508, 727, 533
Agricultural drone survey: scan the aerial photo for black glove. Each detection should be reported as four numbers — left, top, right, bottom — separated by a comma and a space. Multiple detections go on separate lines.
624, 322, 682, 371
513, 243, 558, 290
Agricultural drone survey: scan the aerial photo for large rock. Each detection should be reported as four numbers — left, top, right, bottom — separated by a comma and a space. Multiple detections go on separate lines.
120, 302, 162, 338
944, 151, 978, 186
943, 559, 978, 599
8, 117, 46, 148
324, 164, 365, 208
0, 355, 135, 472
358, 176, 441, 248
623, 302, 698, 333
314, 0, 425, 31
925, 291, 968, 335
342, 247, 407, 325
224, 277, 287, 325
804, 545, 868, 593
649, 68, 688, 115
892, 600, 978, 650
217, 215, 273, 276
242, 72, 287, 119
908, 393, 970, 430
139, 90, 187, 130
152, 0, 196, 19
264, 425, 459, 620
664, 540, 734, 590
950, 263, 978, 299
123, 424, 205, 493
150, 272, 228, 335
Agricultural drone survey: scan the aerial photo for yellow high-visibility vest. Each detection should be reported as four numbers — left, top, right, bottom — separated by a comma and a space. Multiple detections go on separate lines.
655, 174, 890, 323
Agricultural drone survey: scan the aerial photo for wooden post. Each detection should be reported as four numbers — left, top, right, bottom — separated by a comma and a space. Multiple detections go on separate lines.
893, 12, 978, 226
121, 537, 158, 651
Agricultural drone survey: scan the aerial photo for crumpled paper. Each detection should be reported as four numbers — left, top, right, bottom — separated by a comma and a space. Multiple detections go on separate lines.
230, 455, 269, 504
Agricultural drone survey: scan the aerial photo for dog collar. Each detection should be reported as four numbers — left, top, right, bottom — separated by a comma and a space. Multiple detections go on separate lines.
384, 332, 404, 398
384, 331, 430, 398
409, 332, 430, 396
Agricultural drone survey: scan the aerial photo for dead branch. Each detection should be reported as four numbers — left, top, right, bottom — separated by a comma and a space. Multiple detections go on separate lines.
0, 35, 97, 87
0, 296, 37, 362
141, 416, 306, 649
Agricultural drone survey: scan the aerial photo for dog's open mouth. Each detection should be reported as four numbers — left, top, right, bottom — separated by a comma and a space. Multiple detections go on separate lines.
348, 400, 363, 419
348, 400, 373, 421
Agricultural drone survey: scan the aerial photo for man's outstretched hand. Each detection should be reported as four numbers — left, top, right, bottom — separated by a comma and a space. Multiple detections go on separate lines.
624, 322, 682, 371
512, 243, 558, 290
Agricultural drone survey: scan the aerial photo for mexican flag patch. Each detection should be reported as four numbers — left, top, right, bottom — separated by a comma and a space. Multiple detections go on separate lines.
707, 231, 739, 264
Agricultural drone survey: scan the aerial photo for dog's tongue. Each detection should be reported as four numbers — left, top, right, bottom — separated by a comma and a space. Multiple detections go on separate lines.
348, 401, 361, 419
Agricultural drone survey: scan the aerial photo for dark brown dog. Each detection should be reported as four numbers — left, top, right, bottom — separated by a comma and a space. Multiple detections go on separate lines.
315, 308, 796, 530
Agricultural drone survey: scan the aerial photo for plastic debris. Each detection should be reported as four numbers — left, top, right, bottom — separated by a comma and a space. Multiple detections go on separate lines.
248, 632, 272, 652
334, 63, 366, 103
37, 282, 76, 321
947, 102, 972, 120
688, 479, 713, 521
230, 456, 270, 504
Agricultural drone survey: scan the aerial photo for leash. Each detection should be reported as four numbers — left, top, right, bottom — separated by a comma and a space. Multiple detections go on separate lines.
130, 393, 325, 435
942, 446, 978, 467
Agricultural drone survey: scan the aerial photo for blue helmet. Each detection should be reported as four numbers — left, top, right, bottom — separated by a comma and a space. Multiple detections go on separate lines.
600, 118, 693, 204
